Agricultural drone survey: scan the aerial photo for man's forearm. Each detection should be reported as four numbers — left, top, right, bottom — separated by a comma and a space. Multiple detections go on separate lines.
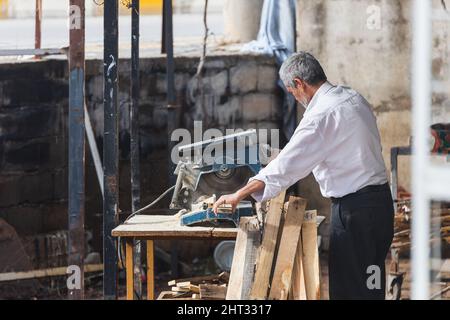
236, 180, 265, 201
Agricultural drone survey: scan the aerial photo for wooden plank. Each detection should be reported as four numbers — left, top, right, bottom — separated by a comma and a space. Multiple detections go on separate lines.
302, 210, 320, 300
0, 264, 103, 282
290, 229, 307, 300
126, 240, 134, 300
172, 286, 190, 292
226, 216, 260, 300
147, 240, 155, 300
157, 291, 194, 300
250, 190, 286, 300
269, 197, 306, 300
167, 272, 229, 286
112, 215, 237, 239
199, 284, 227, 300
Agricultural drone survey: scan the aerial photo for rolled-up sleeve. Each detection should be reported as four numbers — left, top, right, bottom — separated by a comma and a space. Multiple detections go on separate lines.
249, 120, 327, 202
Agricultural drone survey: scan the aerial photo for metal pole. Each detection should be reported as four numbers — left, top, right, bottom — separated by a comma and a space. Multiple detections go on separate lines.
103, 0, 119, 300
411, 0, 432, 300
131, 0, 142, 299
163, 0, 179, 278
68, 0, 85, 300
35, 0, 42, 50
161, 0, 166, 54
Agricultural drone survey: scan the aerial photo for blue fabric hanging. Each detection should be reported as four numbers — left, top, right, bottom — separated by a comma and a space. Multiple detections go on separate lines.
242, 0, 298, 140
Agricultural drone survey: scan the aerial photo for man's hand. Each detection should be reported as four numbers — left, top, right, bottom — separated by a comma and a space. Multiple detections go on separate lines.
213, 193, 241, 215
212, 180, 266, 215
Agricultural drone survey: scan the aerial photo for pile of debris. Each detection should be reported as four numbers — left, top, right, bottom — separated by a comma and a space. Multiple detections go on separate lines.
158, 272, 229, 300
392, 200, 450, 254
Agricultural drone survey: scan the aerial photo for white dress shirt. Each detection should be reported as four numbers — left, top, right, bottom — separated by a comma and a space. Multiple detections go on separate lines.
250, 81, 388, 202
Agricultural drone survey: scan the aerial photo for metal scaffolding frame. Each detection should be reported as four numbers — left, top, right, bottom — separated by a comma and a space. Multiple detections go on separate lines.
101, 0, 177, 299
411, 0, 450, 300
68, 0, 86, 300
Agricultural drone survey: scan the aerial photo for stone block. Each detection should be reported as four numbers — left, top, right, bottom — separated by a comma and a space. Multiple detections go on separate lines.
242, 93, 275, 122
257, 65, 279, 92
215, 96, 242, 126
0, 106, 60, 140
230, 63, 258, 94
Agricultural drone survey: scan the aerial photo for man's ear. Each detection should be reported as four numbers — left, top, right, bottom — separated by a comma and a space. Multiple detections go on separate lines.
293, 78, 303, 89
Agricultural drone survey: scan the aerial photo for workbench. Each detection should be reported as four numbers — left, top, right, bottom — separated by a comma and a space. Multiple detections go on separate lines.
111, 215, 238, 300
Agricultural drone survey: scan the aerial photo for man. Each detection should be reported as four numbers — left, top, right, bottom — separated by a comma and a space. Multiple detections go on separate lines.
213, 52, 394, 300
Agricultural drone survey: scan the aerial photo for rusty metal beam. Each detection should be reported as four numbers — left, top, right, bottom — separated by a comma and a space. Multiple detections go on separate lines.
68, 0, 85, 300
163, 0, 179, 278
103, 0, 119, 300
130, 0, 142, 299
35, 0, 42, 50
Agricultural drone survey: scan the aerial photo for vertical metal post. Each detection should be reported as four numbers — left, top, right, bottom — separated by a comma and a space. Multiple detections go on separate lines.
68, 0, 85, 300
163, 0, 179, 278
131, 0, 142, 299
161, 0, 166, 54
103, 0, 119, 300
35, 0, 42, 50
411, 0, 431, 300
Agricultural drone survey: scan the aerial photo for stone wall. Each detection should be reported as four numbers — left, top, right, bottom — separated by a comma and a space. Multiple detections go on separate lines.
296, 0, 450, 248
0, 54, 282, 260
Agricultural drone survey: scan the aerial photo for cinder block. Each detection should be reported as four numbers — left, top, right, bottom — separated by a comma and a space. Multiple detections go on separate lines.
1, 136, 66, 173
230, 63, 258, 94
0, 106, 59, 140
257, 65, 279, 92
215, 96, 242, 126
242, 93, 275, 122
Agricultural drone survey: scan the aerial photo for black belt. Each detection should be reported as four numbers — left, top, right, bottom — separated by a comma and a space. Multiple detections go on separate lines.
330, 183, 390, 203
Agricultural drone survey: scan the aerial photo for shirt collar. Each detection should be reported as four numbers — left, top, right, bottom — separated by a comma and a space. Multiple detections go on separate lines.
305, 81, 334, 114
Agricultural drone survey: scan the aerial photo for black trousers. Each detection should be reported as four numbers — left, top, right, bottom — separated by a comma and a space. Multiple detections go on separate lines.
329, 183, 394, 300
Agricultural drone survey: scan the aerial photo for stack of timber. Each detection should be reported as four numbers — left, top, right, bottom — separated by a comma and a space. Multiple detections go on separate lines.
226, 192, 322, 300
158, 272, 229, 300
392, 200, 450, 255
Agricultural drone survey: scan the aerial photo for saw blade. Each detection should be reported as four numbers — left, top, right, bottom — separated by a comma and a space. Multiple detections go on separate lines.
196, 166, 253, 198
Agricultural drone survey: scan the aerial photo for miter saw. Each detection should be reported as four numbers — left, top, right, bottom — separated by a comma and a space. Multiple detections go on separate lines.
170, 130, 267, 227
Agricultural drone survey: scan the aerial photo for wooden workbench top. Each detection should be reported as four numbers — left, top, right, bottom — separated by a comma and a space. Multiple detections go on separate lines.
111, 214, 238, 239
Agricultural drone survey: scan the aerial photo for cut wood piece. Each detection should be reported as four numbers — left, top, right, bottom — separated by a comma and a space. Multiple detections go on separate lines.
250, 190, 287, 300
189, 285, 200, 294
172, 286, 191, 292
168, 280, 176, 286
302, 210, 321, 300
176, 281, 191, 288
269, 197, 307, 300
199, 284, 227, 300
226, 216, 260, 300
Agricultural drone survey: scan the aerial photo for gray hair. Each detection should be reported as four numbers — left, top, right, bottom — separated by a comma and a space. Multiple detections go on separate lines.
279, 52, 327, 87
